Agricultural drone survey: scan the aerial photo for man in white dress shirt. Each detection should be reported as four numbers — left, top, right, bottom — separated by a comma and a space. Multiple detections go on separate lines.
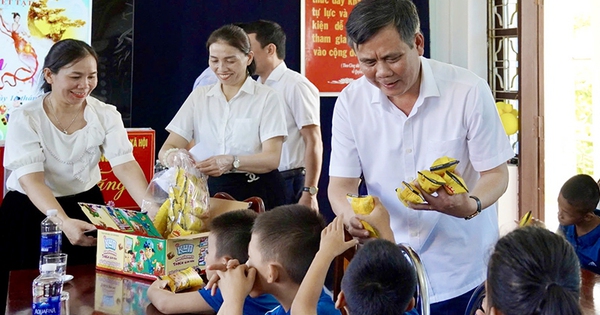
327, 0, 514, 314
241, 20, 323, 211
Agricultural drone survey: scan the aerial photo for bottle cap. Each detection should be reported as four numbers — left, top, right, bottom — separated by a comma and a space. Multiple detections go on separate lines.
46, 209, 58, 216
40, 263, 57, 272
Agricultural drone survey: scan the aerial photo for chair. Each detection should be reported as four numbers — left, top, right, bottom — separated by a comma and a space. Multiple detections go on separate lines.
332, 230, 430, 315
464, 282, 486, 315
213, 191, 265, 213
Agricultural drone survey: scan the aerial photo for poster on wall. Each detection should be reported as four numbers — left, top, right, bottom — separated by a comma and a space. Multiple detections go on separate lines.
301, 0, 362, 96
0, 0, 92, 140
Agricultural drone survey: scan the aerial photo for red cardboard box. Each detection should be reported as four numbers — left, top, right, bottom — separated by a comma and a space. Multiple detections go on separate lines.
98, 128, 155, 210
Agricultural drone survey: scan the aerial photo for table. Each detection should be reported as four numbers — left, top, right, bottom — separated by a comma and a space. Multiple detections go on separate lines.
6, 264, 160, 315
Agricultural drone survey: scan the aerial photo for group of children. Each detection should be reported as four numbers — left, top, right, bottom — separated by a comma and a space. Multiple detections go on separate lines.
147, 173, 600, 315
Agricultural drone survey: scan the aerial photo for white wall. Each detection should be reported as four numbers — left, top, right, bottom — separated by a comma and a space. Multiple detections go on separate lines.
429, 1, 518, 231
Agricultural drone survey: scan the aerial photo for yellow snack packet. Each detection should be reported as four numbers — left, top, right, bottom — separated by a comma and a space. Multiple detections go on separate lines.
417, 170, 446, 194
161, 266, 204, 293
346, 194, 378, 238
519, 211, 532, 227
396, 181, 425, 207
430, 156, 460, 176
360, 220, 379, 238
442, 171, 469, 195
346, 194, 375, 215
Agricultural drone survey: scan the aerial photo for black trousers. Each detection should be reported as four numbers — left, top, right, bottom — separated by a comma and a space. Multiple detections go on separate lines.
208, 169, 285, 210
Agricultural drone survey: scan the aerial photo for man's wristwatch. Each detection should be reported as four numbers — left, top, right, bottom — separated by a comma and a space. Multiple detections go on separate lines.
302, 186, 319, 196
464, 195, 482, 220
232, 155, 240, 172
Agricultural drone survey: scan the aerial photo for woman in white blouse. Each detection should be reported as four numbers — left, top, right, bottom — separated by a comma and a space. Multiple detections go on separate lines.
0, 39, 148, 278
159, 24, 287, 210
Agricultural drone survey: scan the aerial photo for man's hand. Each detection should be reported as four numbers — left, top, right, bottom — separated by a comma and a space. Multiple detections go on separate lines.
409, 182, 476, 218
356, 197, 395, 241
298, 193, 319, 212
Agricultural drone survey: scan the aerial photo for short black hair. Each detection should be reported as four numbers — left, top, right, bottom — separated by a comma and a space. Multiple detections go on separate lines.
487, 226, 581, 315
560, 174, 600, 214
346, 0, 421, 49
42, 39, 98, 92
210, 209, 258, 262
206, 24, 256, 76
251, 204, 325, 284
341, 239, 417, 315
241, 20, 286, 60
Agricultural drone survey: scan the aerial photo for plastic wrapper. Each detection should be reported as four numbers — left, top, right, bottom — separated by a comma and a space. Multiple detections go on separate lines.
142, 151, 210, 238
160, 266, 205, 293
346, 194, 379, 238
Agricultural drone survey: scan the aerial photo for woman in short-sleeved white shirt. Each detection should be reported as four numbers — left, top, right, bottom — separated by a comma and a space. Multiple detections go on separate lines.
0, 39, 148, 285
160, 24, 287, 210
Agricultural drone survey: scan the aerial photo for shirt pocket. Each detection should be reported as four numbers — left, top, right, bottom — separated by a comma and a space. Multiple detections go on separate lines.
231, 118, 260, 153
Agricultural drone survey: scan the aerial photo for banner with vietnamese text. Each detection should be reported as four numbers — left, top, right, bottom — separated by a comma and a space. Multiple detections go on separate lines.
301, 0, 362, 96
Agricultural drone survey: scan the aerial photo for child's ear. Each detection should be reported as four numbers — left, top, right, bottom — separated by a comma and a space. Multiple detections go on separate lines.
405, 297, 416, 312
267, 263, 280, 283
585, 212, 596, 221
335, 291, 346, 310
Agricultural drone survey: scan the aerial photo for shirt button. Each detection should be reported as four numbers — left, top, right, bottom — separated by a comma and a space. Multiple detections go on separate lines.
410, 231, 418, 237
407, 177, 414, 181
406, 148, 412, 153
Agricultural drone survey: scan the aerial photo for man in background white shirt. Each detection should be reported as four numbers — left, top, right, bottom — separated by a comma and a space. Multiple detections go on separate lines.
241, 20, 323, 211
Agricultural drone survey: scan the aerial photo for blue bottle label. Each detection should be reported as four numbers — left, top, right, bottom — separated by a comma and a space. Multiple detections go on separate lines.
32, 295, 61, 314
40, 234, 62, 253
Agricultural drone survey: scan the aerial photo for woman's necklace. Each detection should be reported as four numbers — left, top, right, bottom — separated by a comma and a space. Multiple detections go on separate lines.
47, 96, 82, 135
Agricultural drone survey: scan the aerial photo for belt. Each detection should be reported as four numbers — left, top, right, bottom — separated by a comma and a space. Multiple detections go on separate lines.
280, 167, 305, 179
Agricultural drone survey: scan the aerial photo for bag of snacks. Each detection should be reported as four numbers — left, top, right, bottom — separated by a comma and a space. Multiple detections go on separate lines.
142, 151, 210, 238
161, 266, 205, 292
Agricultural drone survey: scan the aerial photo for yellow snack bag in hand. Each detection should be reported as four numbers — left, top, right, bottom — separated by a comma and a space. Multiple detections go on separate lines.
430, 156, 460, 176
161, 267, 204, 293
442, 171, 469, 195
346, 194, 375, 215
396, 181, 425, 207
346, 194, 379, 238
519, 211, 533, 227
417, 170, 446, 194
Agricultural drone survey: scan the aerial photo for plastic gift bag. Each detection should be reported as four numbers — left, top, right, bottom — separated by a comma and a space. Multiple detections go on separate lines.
142, 151, 210, 238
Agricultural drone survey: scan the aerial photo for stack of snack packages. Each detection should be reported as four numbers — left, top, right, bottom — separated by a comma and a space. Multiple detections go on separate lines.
152, 167, 210, 238
396, 156, 469, 206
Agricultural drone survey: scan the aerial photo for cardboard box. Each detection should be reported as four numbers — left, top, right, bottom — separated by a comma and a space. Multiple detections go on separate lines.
79, 198, 248, 281
94, 270, 151, 315
98, 128, 155, 210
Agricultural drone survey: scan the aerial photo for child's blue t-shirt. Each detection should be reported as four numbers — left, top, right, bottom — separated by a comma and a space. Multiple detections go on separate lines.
265, 288, 340, 315
199, 287, 280, 315
559, 209, 600, 274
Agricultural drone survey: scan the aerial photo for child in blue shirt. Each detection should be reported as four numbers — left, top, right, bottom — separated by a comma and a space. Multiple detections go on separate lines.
211, 204, 341, 315
557, 174, 600, 274
147, 209, 279, 314
291, 197, 419, 315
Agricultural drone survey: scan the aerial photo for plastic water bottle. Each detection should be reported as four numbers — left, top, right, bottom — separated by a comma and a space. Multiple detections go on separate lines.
32, 263, 63, 314
40, 209, 63, 267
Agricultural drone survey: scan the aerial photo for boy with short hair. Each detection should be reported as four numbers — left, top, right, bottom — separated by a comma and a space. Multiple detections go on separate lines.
147, 209, 279, 314
291, 198, 418, 315
558, 174, 600, 274
214, 204, 341, 315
